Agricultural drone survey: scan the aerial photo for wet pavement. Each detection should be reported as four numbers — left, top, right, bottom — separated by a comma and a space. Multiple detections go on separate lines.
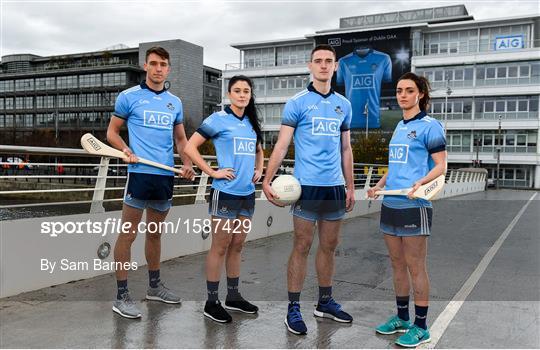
1, 190, 539, 348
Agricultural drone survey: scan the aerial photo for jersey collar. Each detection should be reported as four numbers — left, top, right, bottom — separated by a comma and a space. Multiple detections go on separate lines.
307, 82, 334, 99
225, 106, 245, 120
354, 47, 372, 57
140, 81, 167, 95
403, 110, 427, 124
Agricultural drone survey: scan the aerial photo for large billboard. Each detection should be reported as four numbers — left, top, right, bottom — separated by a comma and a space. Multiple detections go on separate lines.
316, 27, 412, 130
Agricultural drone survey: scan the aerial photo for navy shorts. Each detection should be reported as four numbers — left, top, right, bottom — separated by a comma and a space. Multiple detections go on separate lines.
123, 172, 174, 212
380, 204, 432, 236
209, 188, 255, 219
291, 185, 346, 222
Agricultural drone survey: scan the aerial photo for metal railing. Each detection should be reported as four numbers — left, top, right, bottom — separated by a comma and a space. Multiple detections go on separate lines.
224, 58, 310, 71
417, 39, 540, 57
1, 145, 487, 220
0, 144, 388, 215
1, 59, 140, 76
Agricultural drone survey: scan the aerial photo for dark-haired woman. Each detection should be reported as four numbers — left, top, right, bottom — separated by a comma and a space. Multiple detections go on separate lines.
184, 75, 264, 323
367, 72, 447, 347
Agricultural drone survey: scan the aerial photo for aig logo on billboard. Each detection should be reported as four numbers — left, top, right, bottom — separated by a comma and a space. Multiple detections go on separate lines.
233, 137, 256, 156
494, 35, 524, 51
328, 38, 341, 46
312, 117, 340, 137
389, 144, 409, 163
352, 74, 374, 89
144, 110, 173, 129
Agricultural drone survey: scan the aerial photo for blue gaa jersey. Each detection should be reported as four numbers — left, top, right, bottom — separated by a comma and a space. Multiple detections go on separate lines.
383, 111, 446, 209
336, 49, 392, 129
114, 82, 183, 176
197, 106, 257, 196
282, 82, 352, 186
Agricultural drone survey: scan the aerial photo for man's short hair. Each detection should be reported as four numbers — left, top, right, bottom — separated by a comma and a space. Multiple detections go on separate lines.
145, 46, 170, 63
310, 44, 337, 61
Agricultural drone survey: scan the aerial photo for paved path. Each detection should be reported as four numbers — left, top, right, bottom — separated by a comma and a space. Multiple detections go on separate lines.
1, 190, 538, 348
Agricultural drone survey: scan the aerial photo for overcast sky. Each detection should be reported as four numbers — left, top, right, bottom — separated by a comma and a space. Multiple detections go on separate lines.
1, 0, 538, 69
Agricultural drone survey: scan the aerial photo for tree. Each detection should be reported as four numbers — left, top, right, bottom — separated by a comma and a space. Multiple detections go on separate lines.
351, 131, 389, 164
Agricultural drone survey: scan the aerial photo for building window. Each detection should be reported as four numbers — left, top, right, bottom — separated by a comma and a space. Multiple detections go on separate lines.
103, 72, 126, 87
519, 65, 530, 77
479, 24, 530, 52
5, 115, 14, 127
259, 103, 285, 125
244, 47, 275, 68
57, 75, 78, 89
276, 44, 312, 66
5, 98, 14, 110
0, 80, 14, 92
35, 77, 56, 90
15, 79, 34, 91
79, 74, 101, 88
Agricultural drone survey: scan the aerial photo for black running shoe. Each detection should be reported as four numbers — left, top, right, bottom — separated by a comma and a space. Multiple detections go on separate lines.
204, 300, 232, 323
224, 297, 259, 314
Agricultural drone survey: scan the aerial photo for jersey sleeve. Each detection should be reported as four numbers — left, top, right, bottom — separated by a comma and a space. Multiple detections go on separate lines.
341, 100, 352, 131
383, 55, 392, 82
281, 99, 299, 128
113, 92, 130, 119
336, 59, 345, 86
196, 114, 219, 139
425, 120, 446, 154
174, 100, 184, 125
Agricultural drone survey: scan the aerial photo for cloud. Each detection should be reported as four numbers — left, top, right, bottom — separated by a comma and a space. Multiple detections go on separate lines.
2, 1, 539, 70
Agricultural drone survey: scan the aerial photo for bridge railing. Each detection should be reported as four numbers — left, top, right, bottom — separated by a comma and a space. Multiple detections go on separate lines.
0, 144, 486, 217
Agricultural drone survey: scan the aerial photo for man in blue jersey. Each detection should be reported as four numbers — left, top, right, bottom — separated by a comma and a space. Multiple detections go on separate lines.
107, 46, 195, 319
262, 44, 355, 335
336, 47, 392, 129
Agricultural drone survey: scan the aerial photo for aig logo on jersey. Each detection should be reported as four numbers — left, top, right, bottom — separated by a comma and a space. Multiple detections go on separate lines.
143, 110, 173, 129
312, 117, 340, 137
389, 144, 409, 163
233, 137, 256, 156
351, 74, 374, 89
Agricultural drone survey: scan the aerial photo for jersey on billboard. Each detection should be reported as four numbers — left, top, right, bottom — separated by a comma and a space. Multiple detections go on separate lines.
316, 27, 412, 131
336, 48, 392, 129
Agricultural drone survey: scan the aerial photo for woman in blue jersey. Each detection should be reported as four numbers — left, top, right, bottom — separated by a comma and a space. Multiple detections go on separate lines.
184, 75, 264, 323
367, 72, 447, 347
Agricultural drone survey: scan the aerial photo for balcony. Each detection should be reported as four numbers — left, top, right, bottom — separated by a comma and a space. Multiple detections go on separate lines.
223, 60, 309, 78
413, 40, 540, 66
0, 59, 142, 78
448, 148, 539, 165
431, 112, 539, 130
431, 85, 539, 98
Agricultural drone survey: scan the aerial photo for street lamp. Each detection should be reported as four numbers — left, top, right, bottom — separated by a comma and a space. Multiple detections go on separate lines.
444, 79, 452, 135
474, 135, 480, 167
496, 115, 502, 189
364, 102, 369, 139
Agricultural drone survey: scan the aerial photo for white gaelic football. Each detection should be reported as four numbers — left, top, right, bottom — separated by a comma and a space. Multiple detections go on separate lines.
271, 175, 301, 205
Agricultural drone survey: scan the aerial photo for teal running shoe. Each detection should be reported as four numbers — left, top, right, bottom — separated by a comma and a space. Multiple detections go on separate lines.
395, 325, 431, 347
375, 315, 412, 335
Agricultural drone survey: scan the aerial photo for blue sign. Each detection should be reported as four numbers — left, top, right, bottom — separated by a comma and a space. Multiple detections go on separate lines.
494, 35, 524, 51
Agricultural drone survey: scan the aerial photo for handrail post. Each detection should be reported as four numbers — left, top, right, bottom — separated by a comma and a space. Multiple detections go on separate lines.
90, 157, 109, 213
195, 161, 211, 204
364, 166, 373, 189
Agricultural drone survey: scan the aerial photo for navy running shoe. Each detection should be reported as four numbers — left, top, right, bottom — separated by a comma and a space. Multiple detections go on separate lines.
314, 298, 353, 323
285, 302, 307, 335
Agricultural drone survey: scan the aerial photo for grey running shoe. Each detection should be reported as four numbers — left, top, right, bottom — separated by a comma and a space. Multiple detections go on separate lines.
112, 292, 142, 319
146, 282, 182, 304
